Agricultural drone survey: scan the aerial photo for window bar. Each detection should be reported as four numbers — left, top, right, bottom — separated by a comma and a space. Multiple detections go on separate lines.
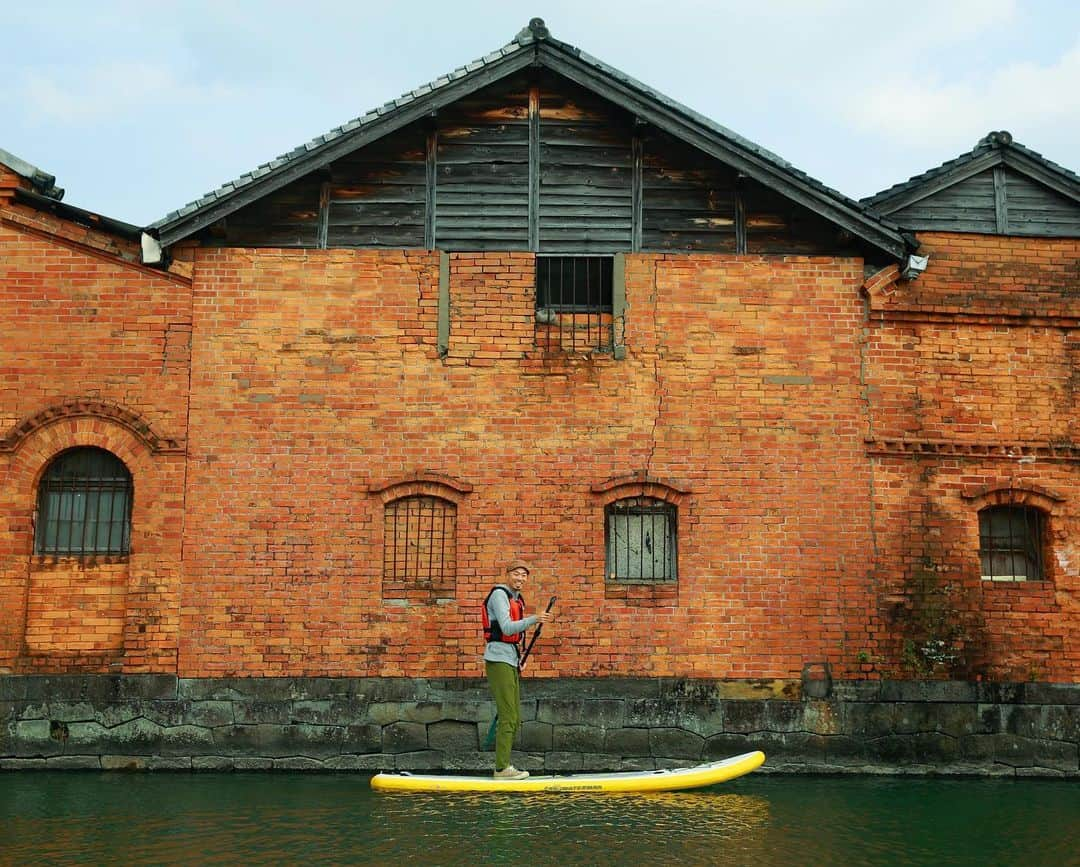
424, 498, 435, 582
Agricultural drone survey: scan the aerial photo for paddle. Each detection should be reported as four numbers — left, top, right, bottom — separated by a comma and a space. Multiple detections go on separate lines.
484, 594, 557, 749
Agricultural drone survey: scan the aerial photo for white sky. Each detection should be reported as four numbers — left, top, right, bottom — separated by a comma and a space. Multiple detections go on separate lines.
3, 0, 1078, 225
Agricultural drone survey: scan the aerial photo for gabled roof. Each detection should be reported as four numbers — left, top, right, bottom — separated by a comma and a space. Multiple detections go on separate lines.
864, 130, 1080, 215
153, 19, 912, 259
0, 147, 64, 199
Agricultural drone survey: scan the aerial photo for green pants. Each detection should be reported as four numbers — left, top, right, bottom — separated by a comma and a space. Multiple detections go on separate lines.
485, 661, 521, 770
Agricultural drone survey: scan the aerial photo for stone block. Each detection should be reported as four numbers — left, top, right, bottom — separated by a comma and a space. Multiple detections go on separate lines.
44, 755, 101, 770
625, 698, 682, 728
518, 720, 553, 752
273, 757, 326, 771
159, 725, 216, 756
40, 701, 97, 723
366, 702, 407, 726
1033, 740, 1078, 772
179, 679, 250, 701
403, 701, 446, 724
342, 723, 382, 754
232, 700, 291, 725
764, 700, 803, 733
649, 727, 704, 759
702, 733, 754, 760
146, 756, 193, 770
117, 676, 178, 700
538, 698, 625, 728
231, 757, 273, 771
552, 724, 605, 753
100, 755, 148, 771
544, 751, 584, 772
879, 681, 976, 703
394, 750, 442, 770
289, 700, 334, 725
192, 756, 235, 771
844, 701, 896, 738
723, 700, 766, 733
186, 701, 235, 728
1003, 705, 1045, 738
325, 754, 386, 771
675, 699, 725, 737
801, 700, 841, 735
13, 719, 66, 757
383, 721, 427, 754
1023, 684, 1080, 706
428, 720, 477, 752
605, 727, 650, 757
131, 701, 185, 728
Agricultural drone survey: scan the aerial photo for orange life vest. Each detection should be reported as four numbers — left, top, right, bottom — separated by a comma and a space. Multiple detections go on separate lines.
482, 587, 526, 644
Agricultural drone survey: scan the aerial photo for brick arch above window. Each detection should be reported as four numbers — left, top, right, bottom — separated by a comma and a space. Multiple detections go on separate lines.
590, 472, 690, 507
0, 400, 184, 456
368, 471, 473, 505
960, 483, 1064, 514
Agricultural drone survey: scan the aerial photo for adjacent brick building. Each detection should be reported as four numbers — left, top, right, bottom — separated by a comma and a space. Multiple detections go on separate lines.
2, 21, 1077, 693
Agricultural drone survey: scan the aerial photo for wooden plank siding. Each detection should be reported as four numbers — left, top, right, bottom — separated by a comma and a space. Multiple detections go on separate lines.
887, 168, 1080, 237
538, 73, 633, 253
209, 71, 857, 255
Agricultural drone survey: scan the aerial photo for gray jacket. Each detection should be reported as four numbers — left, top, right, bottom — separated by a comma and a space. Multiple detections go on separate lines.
483, 584, 538, 668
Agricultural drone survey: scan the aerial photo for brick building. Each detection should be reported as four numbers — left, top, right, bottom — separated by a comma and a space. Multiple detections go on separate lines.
2, 20, 1078, 691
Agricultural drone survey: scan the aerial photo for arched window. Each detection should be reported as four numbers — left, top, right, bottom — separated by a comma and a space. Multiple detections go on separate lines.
383, 495, 457, 588
978, 505, 1045, 582
35, 448, 132, 556
606, 496, 677, 582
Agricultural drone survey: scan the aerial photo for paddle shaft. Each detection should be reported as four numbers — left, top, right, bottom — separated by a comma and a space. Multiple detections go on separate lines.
519, 594, 557, 671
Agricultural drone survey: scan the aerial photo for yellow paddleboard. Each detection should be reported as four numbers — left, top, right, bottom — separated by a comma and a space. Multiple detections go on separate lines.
370, 750, 765, 793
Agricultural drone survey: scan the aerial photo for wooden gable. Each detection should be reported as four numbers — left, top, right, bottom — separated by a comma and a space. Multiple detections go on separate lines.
205, 70, 865, 257
867, 132, 1080, 238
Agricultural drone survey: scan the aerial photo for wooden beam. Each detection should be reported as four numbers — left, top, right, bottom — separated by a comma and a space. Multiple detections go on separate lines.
631, 128, 643, 252
993, 166, 1009, 234
437, 251, 450, 357
529, 83, 540, 251
735, 176, 747, 254
317, 181, 330, 249
426, 123, 438, 249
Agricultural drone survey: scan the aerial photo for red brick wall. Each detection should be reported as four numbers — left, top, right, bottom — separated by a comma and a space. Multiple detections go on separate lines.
0, 213, 190, 673
178, 248, 876, 679
865, 232, 1080, 681
3, 218, 1076, 683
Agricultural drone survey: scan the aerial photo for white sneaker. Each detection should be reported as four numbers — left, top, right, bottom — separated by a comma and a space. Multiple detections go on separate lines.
493, 765, 529, 780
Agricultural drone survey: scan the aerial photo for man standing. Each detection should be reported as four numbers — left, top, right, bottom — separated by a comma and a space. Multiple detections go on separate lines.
483, 558, 554, 779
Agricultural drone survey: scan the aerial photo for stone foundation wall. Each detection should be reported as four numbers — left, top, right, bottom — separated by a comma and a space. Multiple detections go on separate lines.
1, 676, 1076, 777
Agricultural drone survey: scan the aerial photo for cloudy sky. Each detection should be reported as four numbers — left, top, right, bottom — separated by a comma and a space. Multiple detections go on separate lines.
4, 0, 1078, 226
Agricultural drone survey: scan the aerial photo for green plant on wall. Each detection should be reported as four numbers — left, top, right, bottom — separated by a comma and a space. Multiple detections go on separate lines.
897, 568, 969, 677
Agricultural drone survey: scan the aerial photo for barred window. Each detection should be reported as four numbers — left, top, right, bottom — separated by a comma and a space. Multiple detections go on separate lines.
35, 448, 132, 556
606, 497, 677, 583
383, 495, 457, 589
979, 506, 1045, 581
536, 255, 614, 353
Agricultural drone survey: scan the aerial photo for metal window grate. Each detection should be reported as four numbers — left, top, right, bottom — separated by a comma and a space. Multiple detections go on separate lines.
536, 255, 614, 353
35, 448, 132, 556
979, 506, 1044, 581
606, 497, 677, 583
383, 495, 457, 588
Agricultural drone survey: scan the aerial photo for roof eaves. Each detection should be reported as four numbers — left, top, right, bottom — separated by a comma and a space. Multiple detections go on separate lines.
0, 147, 64, 200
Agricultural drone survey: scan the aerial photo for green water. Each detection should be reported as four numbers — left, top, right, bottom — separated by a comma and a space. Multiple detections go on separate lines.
1, 773, 1077, 866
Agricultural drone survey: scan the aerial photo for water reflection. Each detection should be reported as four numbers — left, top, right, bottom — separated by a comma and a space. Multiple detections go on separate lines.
370, 790, 772, 865
2, 773, 1078, 866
